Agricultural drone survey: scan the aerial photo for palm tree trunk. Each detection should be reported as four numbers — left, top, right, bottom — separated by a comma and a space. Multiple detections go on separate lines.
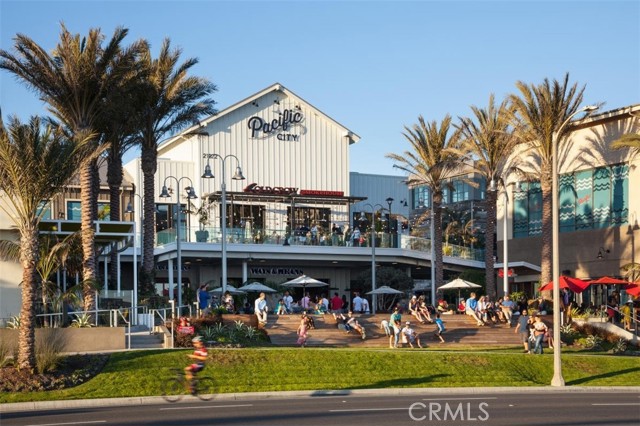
485, 191, 497, 298
108, 157, 123, 290
80, 161, 97, 312
140, 144, 158, 299
18, 223, 39, 372
433, 197, 444, 290
540, 173, 553, 298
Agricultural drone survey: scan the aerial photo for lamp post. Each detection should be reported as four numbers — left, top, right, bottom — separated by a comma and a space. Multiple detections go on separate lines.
202, 154, 245, 296
489, 179, 512, 296
361, 203, 385, 314
551, 104, 599, 387
125, 193, 143, 323
159, 176, 197, 308
430, 206, 436, 306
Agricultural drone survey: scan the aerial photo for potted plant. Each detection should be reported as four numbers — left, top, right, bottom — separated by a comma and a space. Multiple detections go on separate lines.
191, 200, 211, 242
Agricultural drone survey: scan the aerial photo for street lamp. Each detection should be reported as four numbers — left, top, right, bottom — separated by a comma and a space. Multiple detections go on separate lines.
159, 177, 197, 308
361, 203, 385, 314
125, 193, 143, 322
551, 104, 599, 387
202, 154, 245, 296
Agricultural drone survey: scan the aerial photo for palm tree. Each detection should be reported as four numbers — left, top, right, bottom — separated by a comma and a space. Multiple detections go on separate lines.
507, 73, 586, 290
0, 115, 92, 371
611, 134, 640, 157
135, 39, 216, 299
455, 95, 519, 298
386, 115, 462, 292
0, 24, 144, 312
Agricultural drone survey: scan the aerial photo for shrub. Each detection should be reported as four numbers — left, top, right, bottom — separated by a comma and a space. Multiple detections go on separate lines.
36, 329, 66, 373
71, 313, 93, 328
0, 339, 15, 367
611, 338, 628, 354
7, 315, 21, 329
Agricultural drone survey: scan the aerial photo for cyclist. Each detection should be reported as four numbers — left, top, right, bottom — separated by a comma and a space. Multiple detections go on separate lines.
185, 336, 208, 384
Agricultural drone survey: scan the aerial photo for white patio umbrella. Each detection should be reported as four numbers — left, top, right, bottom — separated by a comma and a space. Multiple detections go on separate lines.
281, 275, 328, 289
238, 282, 277, 293
366, 285, 404, 295
438, 278, 482, 303
208, 285, 246, 295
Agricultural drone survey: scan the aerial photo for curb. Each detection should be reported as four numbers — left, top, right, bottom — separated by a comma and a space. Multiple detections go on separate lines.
3, 386, 640, 413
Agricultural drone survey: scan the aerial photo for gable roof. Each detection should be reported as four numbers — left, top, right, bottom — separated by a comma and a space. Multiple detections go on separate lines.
158, 82, 361, 154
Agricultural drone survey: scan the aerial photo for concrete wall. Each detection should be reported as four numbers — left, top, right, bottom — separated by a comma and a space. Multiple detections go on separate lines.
0, 327, 125, 353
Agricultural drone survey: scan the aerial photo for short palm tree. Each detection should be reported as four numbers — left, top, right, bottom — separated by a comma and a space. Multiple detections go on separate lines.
455, 95, 519, 298
508, 73, 586, 289
0, 115, 92, 372
387, 115, 462, 294
0, 24, 144, 311
135, 39, 216, 299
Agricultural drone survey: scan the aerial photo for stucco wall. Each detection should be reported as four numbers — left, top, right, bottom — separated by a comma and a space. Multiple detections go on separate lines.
0, 327, 125, 353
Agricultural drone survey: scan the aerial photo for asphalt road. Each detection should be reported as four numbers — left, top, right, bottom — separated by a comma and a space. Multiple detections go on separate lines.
2, 389, 639, 426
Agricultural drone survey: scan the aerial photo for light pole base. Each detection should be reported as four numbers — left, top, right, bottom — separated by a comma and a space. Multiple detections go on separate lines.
551, 374, 565, 387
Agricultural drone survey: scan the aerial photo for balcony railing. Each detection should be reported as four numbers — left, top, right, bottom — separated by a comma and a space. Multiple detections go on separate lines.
156, 226, 485, 261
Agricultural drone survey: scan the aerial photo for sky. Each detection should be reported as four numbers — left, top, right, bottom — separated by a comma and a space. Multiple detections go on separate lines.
1, 0, 639, 176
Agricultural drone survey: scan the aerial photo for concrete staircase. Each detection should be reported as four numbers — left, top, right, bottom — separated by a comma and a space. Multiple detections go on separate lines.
129, 325, 164, 349
264, 313, 521, 348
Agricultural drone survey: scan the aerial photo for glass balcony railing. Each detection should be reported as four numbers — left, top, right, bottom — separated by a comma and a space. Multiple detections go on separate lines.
155, 226, 485, 261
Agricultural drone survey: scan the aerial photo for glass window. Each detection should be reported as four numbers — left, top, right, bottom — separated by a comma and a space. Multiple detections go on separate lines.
37, 201, 52, 220
67, 201, 81, 221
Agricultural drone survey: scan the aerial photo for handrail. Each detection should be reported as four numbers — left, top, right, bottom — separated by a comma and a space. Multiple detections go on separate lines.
113, 309, 131, 349
604, 304, 638, 334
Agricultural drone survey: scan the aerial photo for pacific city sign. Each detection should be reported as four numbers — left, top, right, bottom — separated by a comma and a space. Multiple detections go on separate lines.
247, 108, 303, 141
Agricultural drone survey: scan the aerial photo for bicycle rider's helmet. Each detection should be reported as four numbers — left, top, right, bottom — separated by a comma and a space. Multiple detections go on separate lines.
192, 336, 202, 343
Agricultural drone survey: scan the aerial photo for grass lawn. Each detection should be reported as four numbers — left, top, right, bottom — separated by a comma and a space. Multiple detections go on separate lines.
1, 348, 638, 403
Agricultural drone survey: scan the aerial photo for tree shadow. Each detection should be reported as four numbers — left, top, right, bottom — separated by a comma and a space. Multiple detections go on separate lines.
566, 366, 640, 385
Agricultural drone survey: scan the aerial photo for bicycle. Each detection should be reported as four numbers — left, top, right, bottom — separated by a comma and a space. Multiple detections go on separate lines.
162, 368, 216, 402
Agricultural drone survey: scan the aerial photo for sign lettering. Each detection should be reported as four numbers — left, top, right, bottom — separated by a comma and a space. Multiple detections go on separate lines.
248, 108, 303, 140
299, 189, 344, 197
250, 267, 304, 276
244, 183, 298, 195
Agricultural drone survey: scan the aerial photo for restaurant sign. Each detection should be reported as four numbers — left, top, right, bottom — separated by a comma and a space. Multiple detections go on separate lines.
247, 108, 303, 141
244, 183, 298, 195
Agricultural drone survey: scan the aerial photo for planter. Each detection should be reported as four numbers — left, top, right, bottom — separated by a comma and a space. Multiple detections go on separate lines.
0, 327, 126, 352
195, 230, 209, 242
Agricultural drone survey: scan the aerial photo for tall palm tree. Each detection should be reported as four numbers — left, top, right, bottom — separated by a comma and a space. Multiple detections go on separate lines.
455, 95, 519, 298
386, 115, 462, 292
611, 134, 640, 157
0, 115, 92, 371
0, 24, 144, 311
135, 39, 216, 300
507, 73, 586, 289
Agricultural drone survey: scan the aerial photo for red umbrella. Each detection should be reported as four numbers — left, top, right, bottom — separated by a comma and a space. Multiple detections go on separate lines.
624, 283, 640, 297
539, 276, 590, 293
588, 276, 631, 286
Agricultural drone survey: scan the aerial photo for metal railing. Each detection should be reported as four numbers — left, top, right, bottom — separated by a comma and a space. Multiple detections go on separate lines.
156, 225, 485, 261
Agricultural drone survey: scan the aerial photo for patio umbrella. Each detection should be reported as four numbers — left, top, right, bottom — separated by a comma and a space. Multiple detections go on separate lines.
538, 276, 590, 293
208, 285, 246, 295
366, 285, 404, 295
588, 276, 631, 286
438, 278, 482, 303
281, 275, 328, 289
624, 283, 640, 297
238, 282, 277, 293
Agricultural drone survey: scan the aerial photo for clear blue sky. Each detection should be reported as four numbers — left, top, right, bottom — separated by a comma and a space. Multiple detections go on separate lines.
1, 0, 639, 175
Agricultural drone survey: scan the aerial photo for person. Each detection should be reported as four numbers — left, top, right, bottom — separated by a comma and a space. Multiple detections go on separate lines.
282, 290, 293, 313
301, 292, 311, 310
361, 297, 370, 314
341, 295, 349, 313
514, 308, 531, 354
352, 227, 361, 247
621, 299, 633, 330
185, 336, 208, 385
223, 290, 234, 313
409, 295, 427, 324
254, 292, 269, 325
500, 295, 516, 326
531, 315, 548, 354
352, 292, 364, 313
562, 288, 573, 324
465, 292, 484, 326
380, 319, 393, 347
197, 284, 210, 316
296, 314, 308, 347
275, 299, 287, 315
311, 223, 319, 245
389, 306, 402, 348
434, 313, 446, 343
457, 299, 466, 314
437, 298, 452, 314
330, 292, 343, 313
345, 311, 366, 339
401, 321, 422, 348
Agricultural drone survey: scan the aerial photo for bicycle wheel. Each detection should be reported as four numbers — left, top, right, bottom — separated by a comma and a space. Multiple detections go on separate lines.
195, 377, 216, 401
162, 377, 185, 402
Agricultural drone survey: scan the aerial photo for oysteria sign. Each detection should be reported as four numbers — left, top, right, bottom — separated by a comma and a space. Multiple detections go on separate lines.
244, 183, 298, 195
247, 108, 303, 141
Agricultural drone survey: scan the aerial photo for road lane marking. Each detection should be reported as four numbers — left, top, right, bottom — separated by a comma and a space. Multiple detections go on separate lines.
592, 403, 640, 406
330, 408, 407, 412
26, 421, 106, 426
160, 404, 253, 411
